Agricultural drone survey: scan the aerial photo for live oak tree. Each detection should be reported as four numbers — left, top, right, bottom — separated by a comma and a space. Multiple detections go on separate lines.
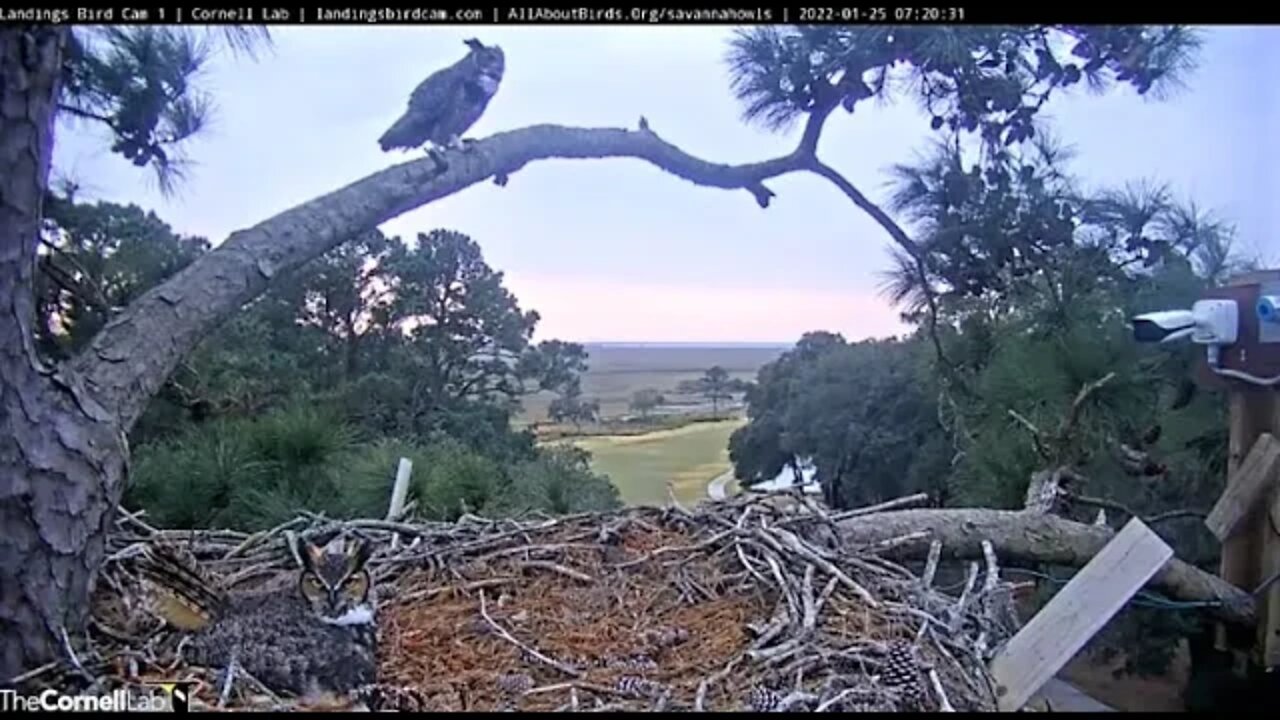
2, 23, 1236, 679
697, 365, 734, 418
730, 333, 950, 510
548, 379, 600, 430
629, 388, 664, 418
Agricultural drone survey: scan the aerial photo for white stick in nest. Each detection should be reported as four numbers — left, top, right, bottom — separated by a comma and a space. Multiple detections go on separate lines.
949, 561, 979, 631
921, 539, 943, 590
387, 457, 413, 551
980, 540, 1000, 594
217, 655, 239, 708
929, 668, 956, 712
283, 530, 303, 568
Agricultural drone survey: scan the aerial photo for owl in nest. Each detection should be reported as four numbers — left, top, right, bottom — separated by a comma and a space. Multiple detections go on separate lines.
137, 533, 379, 702
378, 38, 504, 166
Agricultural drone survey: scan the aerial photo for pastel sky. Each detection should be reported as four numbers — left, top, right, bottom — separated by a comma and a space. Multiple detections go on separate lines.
51, 25, 1277, 344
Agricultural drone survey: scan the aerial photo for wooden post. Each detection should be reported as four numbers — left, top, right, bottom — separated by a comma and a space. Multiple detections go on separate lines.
988, 518, 1174, 712
1213, 390, 1280, 670
1191, 271, 1280, 673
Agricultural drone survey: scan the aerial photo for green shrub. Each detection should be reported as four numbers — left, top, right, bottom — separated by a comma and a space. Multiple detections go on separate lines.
126, 407, 621, 531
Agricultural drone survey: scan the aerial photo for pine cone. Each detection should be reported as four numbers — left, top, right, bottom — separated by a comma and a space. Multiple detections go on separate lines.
643, 625, 690, 649
606, 653, 658, 672
746, 685, 782, 712
615, 675, 665, 699
355, 683, 429, 712
881, 641, 924, 710
881, 641, 918, 685
496, 672, 534, 696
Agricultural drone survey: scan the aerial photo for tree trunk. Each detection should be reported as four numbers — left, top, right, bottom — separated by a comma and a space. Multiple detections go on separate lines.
0, 26, 129, 681
344, 329, 361, 381
836, 508, 1256, 627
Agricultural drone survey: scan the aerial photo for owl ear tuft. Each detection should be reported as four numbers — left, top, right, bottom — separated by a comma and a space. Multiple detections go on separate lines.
348, 538, 374, 572
463, 38, 484, 52
301, 540, 326, 571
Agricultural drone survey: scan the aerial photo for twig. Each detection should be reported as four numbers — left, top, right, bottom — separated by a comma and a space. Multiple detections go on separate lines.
517, 561, 594, 584
217, 657, 238, 708
766, 527, 878, 607
866, 530, 931, 554
949, 562, 979, 631
1058, 372, 1116, 440
4, 660, 61, 688
478, 591, 581, 678
922, 540, 943, 589
929, 668, 956, 712
1008, 409, 1051, 461
1067, 493, 1206, 526
223, 517, 306, 560
980, 540, 999, 593
115, 507, 160, 536
825, 493, 931, 522
58, 626, 91, 681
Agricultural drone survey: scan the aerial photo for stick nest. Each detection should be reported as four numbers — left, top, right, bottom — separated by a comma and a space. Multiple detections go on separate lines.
20, 493, 1021, 712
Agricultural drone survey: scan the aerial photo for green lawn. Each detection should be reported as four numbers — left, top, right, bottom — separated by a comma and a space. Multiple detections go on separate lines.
560, 418, 745, 507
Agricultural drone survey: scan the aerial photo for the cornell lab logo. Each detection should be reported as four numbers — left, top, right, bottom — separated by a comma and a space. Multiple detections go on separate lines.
0, 681, 190, 712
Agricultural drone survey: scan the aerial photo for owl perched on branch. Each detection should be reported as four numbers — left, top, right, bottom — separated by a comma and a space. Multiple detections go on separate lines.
137, 533, 380, 703
378, 38, 505, 162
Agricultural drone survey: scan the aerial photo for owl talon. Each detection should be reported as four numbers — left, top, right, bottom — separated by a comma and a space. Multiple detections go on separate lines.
426, 147, 450, 174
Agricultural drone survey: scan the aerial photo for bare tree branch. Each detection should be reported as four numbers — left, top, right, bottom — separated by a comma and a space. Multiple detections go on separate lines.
1057, 371, 1116, 441
68, 112, 933, 428
1066, 493, 1206, 527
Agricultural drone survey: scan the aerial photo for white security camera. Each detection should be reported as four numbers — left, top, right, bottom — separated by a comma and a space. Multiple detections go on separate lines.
1131, 310, 1196, 343
1131, 299, 1238, 345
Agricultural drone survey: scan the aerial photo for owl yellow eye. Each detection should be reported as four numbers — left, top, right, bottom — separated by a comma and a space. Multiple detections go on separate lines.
300, 574, 326, 598
341, 574, 369, 600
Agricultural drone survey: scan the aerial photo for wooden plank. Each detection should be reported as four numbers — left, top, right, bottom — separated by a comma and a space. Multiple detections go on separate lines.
1206, 432, 1280, 541
1028, 678, 1116, 713
989, 518, 1174, 712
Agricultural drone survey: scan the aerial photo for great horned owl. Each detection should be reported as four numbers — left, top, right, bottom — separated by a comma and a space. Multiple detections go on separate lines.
378, 38, 505, 156
137, 534, 379, 701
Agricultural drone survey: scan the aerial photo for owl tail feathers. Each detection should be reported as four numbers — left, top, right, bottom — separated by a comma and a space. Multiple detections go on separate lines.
134, 545, 226, 632
377, 114, 422, 152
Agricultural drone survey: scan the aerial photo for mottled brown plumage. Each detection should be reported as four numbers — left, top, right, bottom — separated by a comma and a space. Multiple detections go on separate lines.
378, 38, 505, 154
138, 534, 378, 700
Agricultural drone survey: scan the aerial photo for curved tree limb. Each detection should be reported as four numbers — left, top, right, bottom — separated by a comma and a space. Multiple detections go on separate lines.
836, 508, 1255, 627
68, 110, 930, 429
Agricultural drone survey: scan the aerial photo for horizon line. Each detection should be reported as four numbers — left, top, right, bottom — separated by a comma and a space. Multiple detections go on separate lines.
575, 340, 797, 347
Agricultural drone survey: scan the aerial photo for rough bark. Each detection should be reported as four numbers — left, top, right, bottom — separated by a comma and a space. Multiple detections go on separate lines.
837, 508, 1256, 627
0, 26, 130, 682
